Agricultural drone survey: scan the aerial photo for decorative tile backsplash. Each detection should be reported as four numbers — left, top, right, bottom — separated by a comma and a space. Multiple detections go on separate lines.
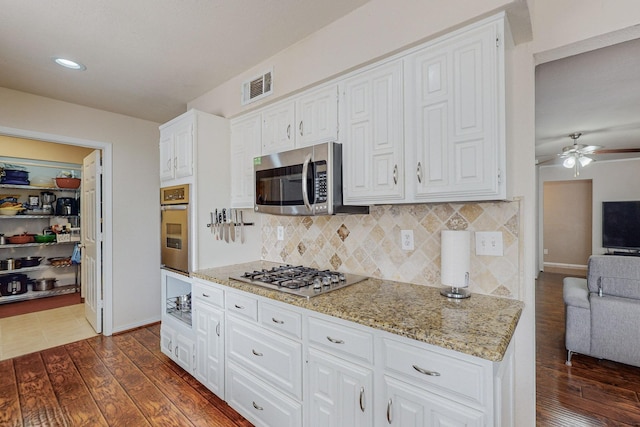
262, 201, 521, 298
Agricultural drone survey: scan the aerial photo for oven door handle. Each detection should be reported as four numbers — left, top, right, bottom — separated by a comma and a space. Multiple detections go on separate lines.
161, 205, 188, 211
301, 152, 313, 214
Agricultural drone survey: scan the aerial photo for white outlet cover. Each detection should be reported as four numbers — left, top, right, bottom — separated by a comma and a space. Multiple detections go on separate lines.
401, 229, 414, 251
277, 226, 284, 241
475, 231, 503, 256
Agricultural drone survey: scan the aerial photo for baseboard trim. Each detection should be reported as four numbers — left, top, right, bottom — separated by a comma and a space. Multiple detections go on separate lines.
543, 262, 587, 275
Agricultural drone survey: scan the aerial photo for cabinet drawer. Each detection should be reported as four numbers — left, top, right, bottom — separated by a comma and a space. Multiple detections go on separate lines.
227, 317, 302, 399
227, 362, 302, 427
192, 281, 224, 308
308, 316, 373, 365
259, 301, 302, 339
226, 291, 258, 321
382, 338, 486, 405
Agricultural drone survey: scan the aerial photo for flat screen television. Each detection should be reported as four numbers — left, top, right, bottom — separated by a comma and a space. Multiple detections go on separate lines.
602, 201, 640, 251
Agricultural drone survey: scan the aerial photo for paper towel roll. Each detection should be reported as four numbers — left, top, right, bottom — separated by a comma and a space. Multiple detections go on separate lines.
441, 230, 471, 287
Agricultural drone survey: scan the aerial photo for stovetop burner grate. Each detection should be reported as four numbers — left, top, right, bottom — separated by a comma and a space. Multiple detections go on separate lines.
231, 265, 366, 298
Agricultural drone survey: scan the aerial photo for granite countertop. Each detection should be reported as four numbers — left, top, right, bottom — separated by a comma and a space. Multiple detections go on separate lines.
192, 261, 524, 362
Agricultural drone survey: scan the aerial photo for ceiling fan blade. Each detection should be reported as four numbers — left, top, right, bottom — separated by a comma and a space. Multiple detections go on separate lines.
593, 148, 640, 154
579, 145, 603, 153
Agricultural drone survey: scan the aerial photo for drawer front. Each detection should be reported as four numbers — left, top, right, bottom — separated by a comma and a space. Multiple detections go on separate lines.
192, 281, 224, 308
226, 291, 258, 321
227, 362, 302, 427
259, 301, 302, 339
382, 338, 486, 405
227, 317, 302, 399
308, 316, 373, 365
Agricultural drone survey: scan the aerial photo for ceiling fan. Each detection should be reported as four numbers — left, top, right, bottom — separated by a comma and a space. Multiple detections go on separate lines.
541, 132, 640, 177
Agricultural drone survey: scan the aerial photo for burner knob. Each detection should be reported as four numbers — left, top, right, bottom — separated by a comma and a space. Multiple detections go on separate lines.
322, 276, 331, 287
339, 273, 346, 282
331, 274, 340, 283
313, 277, 322, 289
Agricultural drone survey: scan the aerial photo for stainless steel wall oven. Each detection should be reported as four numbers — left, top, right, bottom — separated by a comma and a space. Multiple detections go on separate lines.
160, 184, 190, 273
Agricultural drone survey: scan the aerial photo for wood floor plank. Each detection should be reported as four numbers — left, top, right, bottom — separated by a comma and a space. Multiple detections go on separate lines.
0, 358, 23, 426
13, 352, 67, 426
64, 339, 150, 427
87, 335, 197, 427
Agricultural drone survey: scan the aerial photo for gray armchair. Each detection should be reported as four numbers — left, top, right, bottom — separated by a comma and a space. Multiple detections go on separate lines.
563, 255, 640, 367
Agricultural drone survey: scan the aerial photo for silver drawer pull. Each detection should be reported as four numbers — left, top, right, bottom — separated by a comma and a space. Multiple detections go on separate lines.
359, 386, 365, 412
252, 349, 264, 357
393, 164, 398, 185
252, 401, 264, 411
202, 293, 210, 298
234, 304, 244, 309
216, 322, 220, 337
272, 317, 284, 324
326, 336, 344, 344
412, 364, 441, 376
416, 162, 423, 183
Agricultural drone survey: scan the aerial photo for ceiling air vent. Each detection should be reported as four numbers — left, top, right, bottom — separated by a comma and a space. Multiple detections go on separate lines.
241, 70, 273, 105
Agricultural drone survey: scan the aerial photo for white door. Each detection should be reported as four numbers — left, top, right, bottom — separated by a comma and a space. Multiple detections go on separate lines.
82, 149, 103, 333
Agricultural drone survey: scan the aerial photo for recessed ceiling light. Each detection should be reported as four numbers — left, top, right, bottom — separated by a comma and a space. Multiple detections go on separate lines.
53, 57, 86, 71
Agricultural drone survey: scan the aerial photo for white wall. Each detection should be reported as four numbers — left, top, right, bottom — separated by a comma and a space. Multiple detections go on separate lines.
0, 87, 161, 333
539, 159, 640, 261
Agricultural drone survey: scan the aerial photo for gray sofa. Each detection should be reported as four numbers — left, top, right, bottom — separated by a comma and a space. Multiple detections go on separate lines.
563, 255, 640, 367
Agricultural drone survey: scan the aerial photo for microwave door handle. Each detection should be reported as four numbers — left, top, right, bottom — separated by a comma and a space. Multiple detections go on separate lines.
301, 152, 313, 214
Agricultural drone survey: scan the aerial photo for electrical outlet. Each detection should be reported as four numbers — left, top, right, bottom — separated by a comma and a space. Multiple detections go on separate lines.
401, 229, 414, 251
475, 231, 503, 256
277, 226, 284, 241
543, 248, 549, 255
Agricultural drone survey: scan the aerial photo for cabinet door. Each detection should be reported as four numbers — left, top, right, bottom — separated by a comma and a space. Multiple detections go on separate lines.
262, 102, 295, 154
307, 348, 372, 427
173, 121, 194, 179
160, 323, 175, 359
175, 332, 195, 373
296, 85, 338, 147
194, 301, 225, 399
159, 133, 175, 181
408, 20, 503, 201
384, 376, 484, 427
341, 60, 404, 204
230, 114, 262, 208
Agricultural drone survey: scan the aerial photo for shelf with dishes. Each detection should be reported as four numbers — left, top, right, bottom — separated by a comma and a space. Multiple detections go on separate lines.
0, 284, 79, 304
0, 183, 80, 192
0, 241, 79, 249
0, 261, 75, 276
0, 215, 79, 219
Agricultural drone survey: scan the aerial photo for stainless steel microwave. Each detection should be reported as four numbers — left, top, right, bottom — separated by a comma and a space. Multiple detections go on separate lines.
254, 142, 369, 216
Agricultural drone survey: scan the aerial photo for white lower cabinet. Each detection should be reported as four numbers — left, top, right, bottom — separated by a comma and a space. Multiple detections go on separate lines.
308, 348, 373, 427
383, 376, 484, 427
160, 320, 195, 374
193, 288, 225, 399
227, 361, 303, 427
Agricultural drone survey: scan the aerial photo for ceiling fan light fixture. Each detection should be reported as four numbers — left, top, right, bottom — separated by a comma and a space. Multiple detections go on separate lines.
579, 156, 593, 167
563, 156, 576, 168
52, 57, 86, 71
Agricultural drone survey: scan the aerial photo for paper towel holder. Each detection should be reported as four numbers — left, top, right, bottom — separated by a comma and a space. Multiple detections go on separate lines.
440, 272, 471, 299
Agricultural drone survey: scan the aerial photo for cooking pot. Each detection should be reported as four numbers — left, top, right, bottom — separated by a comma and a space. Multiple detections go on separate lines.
1, 168, 29, 180
8, 234, 35, 244
18, 256, 43, 267
0, 273, 28, 296
0, 234, 6, 245
34, 234, 56, 243
0, 258, 21, 270
31, 277, 57, 291
55, 177, 81, 189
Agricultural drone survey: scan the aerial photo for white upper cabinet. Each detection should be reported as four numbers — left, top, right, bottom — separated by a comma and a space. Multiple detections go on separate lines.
405, 16, 506, 202
160, 113, 195, 184
230, 113, 262, 208
262, 101, 296, 155
341, 60, 404, 204
295, 85, 339, 148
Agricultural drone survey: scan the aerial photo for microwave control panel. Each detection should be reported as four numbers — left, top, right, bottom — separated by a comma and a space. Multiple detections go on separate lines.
315, 167, 328, 204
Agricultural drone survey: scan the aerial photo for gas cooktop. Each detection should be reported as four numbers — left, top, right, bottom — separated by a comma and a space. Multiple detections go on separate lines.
230, 265, 367, 299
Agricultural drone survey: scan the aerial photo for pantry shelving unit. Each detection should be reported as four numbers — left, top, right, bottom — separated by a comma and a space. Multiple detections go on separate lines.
0, 183, 81, 304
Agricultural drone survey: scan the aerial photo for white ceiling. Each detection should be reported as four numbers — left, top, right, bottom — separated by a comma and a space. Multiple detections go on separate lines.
536, 37, 640, 165
0, 0, 369, 123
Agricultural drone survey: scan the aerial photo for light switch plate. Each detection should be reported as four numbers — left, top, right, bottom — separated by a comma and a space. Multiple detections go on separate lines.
277, 226, 284, 241
475, 231, 503, 256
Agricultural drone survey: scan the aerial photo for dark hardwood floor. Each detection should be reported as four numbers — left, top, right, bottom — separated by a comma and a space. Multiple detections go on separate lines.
0, 323, 253, 427
536, 272, 640, 426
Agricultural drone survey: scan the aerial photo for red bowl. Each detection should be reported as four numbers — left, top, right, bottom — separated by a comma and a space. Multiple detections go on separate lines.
55, 177, 81, 189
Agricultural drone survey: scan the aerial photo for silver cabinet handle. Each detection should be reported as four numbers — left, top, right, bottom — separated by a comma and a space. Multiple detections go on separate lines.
174, 345, 178, 357
387, 398, 393, 424
412, 364, 441, 376
416, 162, 422, 184
234, 304, 244, 309
393, 164, 398, 185
167, 159, 172, 171
272, 317, 284, 324
174, 157, 177, 170
215, 322, 220, 337
359, 386, 365, 412
326, 336, 344, 344
202, 293, 210, 298
167, 339, 172, 351
287, 124, 291, 139
252, 401, 264, 411
252, 349, 263, 357
299, 121, 303, 136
